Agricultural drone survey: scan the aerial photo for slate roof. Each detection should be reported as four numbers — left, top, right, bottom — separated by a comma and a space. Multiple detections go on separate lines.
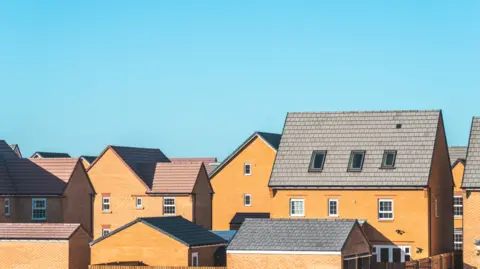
228, 219, 357, 252
31, 152, 71, 158
170, 158, 218, 174
230, 213, 270, 225
269, 110, 441, 188
80, 155, 97, 164
9, 144, 22, 158
0, 223, 81, 239
462, 118, 480, 189
449, 146, 467, 166
91, 216, 226, 247
210, 132, 282, 177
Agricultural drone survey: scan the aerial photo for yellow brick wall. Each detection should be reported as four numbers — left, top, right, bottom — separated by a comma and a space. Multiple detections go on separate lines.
453, 162, 465, 230
227, 253, 342, 269
463, 191, 480, 268
0, 241, 69, 269
91, 222, 189, 266
211, 136, 276, 230
69, 227, 92, 269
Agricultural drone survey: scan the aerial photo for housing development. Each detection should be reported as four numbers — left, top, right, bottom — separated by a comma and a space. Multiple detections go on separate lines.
0, 109, 478, 269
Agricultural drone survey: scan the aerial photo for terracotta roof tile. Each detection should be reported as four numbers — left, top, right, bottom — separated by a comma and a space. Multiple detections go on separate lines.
0, 223, 81, 239
170, 158, 217, 174
148, 162, 203, 193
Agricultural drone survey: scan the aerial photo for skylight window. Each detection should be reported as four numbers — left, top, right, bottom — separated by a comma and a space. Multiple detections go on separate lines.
382, 150, 397, 168
348, 151, 365, 171
309, 151, 326, 171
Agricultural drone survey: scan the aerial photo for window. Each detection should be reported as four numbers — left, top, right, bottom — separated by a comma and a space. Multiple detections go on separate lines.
348, 151, 365, 171
375, 245, 410, 262
404, 247, 411, 261
328, 199, 338, 217
244, 163, 251, 176
163, 197, 176, 215
32, 198, 47, 220
382, 150, 397, 168
378, 199, 394, 220
191, 252, 199, 266
454, 229, 463, 250
310, 151, 327, 171
244, 194, 251, 207
290, 199, 305, 217
4, 198, 10, 216
102, 228, 110, 237
435, 198, 439, 218
136, 197, 143, 208
454, 196, 463, 217
102, 196, 110, 212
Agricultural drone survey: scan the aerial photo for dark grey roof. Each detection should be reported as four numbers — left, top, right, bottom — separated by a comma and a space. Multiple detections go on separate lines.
210, 132, 281, 177
80, 155, 97, 164
449, 146, 467, 166
228, 219, 357, 252
269, 110, 441, 188
31, 152, 71, 158
230, 213, 270, 225
462, 118, 480, 189
91, 216, 226, 247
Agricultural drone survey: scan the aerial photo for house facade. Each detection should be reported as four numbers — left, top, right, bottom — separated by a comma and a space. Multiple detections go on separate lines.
268, 110, 454, 262
88, 145, 214, 239
449, 146, 467, 252
210, 132, 281, 230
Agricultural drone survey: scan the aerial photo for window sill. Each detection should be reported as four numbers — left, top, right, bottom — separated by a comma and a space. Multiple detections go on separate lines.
379, 167, 396, 170
328, 215, 339, 218
32, 219, 46, 221
135, 207, 144, 210
308, 169, 324, 172
454, 216, 463, 219
290, 215, 305, 217
102, 211, 112, 214
378, 219, 394, 222
347, 169, 363, 172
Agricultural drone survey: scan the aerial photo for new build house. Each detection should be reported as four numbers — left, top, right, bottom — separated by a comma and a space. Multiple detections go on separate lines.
268, 110, 454, 262
449, 146, 467, 252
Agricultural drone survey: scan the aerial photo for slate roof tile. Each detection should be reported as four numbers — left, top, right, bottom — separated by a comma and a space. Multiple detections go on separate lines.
462, 118, 480, 188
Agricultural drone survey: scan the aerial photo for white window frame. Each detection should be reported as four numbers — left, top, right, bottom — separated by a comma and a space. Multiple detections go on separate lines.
328, 199, 338, 217
136, 196, 143, 209
244, 163, 251, 176
454, 230, 463, 250
375, 245, 410, 262
290, 198, 305, 217
4, 198, 10, 216
163, 197, 176, 215
378, 199, 394, 220
31, 198, 47, 220
102, 196, 110, 212
454, 196, 463, 218
102, 228, 110, 237
191, 252, 199, 266
244, 194, 252, 207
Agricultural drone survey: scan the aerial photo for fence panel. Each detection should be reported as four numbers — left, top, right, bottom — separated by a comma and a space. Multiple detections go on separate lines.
90, 266, 226, 269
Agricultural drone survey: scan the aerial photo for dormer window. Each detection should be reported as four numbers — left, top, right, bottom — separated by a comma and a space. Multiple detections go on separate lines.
348, 151, 365, 171
382, 150, 397, 168
309, 151, 326, 171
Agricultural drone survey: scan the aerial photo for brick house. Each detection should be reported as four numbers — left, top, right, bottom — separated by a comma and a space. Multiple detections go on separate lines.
268, 110, 454, 262
0, 223, 91, 269
90, 216, 226, 266
210, 132, 281, 230
449, 146, 467, 252
0, 140, 95, 235
227, 219, 371, 269
88, 145, 214, 239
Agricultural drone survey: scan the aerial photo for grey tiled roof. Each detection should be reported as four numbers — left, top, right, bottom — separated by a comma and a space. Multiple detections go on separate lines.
31, 152, 71, 158
227, 218, 357, 251
449, 146, 467, 166
462, 118, 480, 189
269, 110, 441, 188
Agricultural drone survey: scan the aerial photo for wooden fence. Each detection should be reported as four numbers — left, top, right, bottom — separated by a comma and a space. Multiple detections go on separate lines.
90, 266, 226, 269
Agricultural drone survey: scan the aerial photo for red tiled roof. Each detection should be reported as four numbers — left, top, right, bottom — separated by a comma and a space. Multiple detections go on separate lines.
169, 158, 217, 174
148, 162, 204, 193
0, 223, 81, 239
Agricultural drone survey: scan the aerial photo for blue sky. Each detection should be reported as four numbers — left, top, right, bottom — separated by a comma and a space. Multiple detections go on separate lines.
0, 1, 479, 159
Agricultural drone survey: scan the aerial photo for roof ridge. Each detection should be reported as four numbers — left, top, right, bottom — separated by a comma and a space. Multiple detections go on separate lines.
110, 145, 161, 151
286, 109, 441, 114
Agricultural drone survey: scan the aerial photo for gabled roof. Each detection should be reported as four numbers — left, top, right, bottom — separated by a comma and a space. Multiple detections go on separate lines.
269, 110, 442, 188
449, 146, 467, 167
210, 132, 282, 178
0, 223, 82, 240
9, 144, 22, 158
170, 158, 217, 174
227, 219, 358, 252
462, 118, 480, 189
0, 141, 21, 160
230, 213, 270, 225
80, 155, 97, 165
31, 152, 71, 158
90, 216, 225, 247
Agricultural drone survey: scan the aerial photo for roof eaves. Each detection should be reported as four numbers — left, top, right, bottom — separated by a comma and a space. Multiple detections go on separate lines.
140, 218, 191, 247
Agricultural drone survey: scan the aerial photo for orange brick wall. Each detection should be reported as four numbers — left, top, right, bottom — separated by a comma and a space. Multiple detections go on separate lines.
271, 189, 430, 260
69, 227, 92, 269
463, 191, 480, 268
211, 136, 276, 230
0, 240, 69, 269
453, 162, 465, 229
91, 222, 189, 266
227, 253, 342, 269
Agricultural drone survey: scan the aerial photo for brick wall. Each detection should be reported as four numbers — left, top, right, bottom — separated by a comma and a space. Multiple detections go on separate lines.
192, 165, 213, 229
0, 240, 69, 269
227, 253, 341, 269
463, 191, 480, 268
69, 227, 92, 269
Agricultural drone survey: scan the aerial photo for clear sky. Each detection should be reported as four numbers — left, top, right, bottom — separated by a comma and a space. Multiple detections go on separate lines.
0, 1, 479, 160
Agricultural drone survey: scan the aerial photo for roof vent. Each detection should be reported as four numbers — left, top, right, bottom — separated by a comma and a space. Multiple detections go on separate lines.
396, 124, 402, 129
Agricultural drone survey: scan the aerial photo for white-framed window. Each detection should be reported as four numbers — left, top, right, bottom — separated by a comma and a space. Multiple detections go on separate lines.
163, 197, 176, 215
454, 229, 463, 250
191, 252, 199, 266
102, 196, 110, 212
102, 228, 110, 237
378, 199, 394, 220
32, 198, 47, 220
244, 194, 251, 207
454, 196, 463, 217
328, 199, 338, 217
375, 245, 410, 262
244, 163, 251, 176
4, 198, 10, 216
136, 197, 143, 208
290, 198, 305, 217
